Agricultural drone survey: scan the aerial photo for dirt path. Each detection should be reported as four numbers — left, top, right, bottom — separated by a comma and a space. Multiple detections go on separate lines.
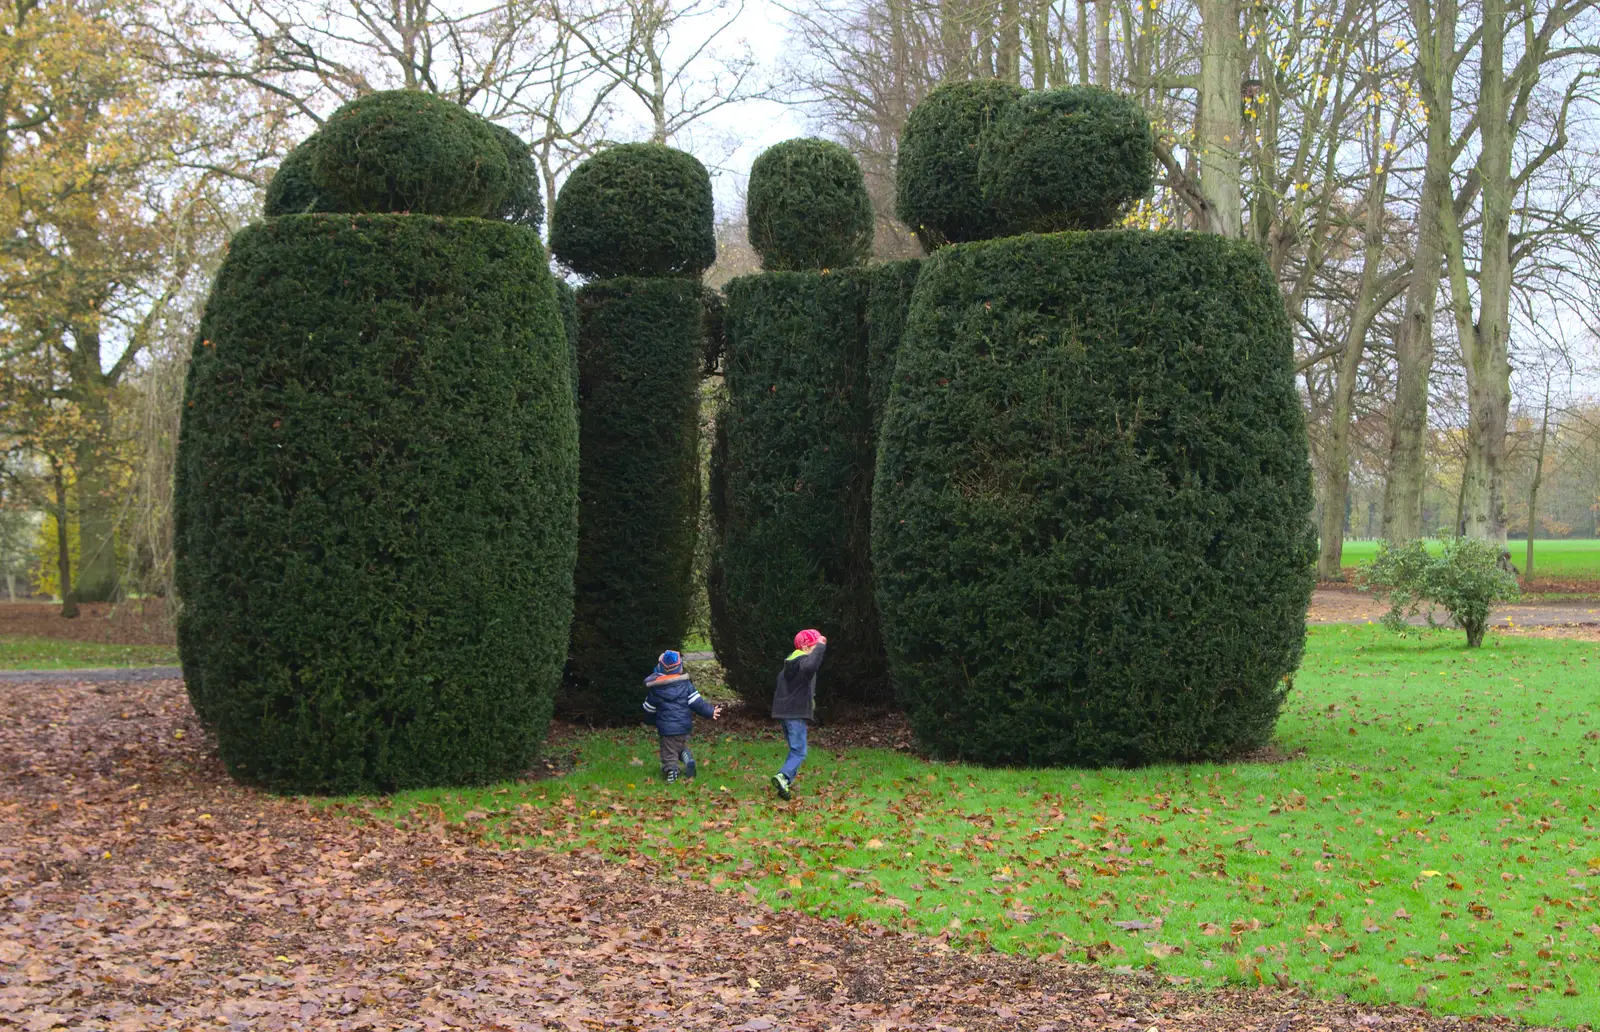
0, 678, 1552, 1032
1309, 586, 1600, 629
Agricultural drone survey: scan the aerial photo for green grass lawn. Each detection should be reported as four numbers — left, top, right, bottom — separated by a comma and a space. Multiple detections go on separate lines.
1339, 538, 1600, 581
0, 636, 179, 670
377, 626, 1600, 1026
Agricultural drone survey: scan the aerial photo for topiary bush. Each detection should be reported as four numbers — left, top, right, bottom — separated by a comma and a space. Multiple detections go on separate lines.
747, 138, 875, 271
859, 259, 922, 436
262, 132, 333, 216
565, 278, 704, 722
872, 231, 1315, 767
311, 90, 511, 217
978, 86, 1154, 233
549, 143, 716, 279
894, 79, 1024, 250
488, 122, 545, 228
175, 215, 578, 793
710, 270, 889, 707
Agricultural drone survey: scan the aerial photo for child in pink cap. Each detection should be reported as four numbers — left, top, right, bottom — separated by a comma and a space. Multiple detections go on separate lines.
770, 628, 827, 799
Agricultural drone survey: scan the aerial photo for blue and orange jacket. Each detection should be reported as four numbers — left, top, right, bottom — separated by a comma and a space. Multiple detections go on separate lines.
643, 671, 715, 737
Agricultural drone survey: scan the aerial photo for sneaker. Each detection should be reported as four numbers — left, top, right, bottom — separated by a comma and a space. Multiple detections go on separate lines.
665, 768, 679, 784
771, 772, 791, 800
680, 749, 697, 780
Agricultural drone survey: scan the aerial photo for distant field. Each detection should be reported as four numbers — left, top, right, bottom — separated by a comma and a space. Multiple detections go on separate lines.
1338, 538, 1600, 580
0, 636, 179, 670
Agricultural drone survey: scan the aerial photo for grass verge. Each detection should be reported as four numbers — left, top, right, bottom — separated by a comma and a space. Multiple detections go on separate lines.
376, 625, 1600, 1026
0, 635, 179, 670
1339, 538, 1600, 583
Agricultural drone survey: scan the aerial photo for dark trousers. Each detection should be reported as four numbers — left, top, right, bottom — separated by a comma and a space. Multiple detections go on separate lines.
658, 734, 690, 774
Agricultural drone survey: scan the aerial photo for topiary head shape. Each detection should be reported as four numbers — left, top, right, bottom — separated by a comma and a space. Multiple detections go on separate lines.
263, 131, 334, 216
549, 143, 717, 279
894, 79, 1025, 250
746, 138, 874, 271
309, 90, 512, 217
977, 86, 1155, 234
487, 122, 545, 229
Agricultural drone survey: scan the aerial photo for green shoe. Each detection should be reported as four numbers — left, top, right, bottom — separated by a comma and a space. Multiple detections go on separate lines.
771, 773, 791, 800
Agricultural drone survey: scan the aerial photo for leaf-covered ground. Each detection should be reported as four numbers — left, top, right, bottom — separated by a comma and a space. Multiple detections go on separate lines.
0, 662, 1563, 1030
396, 627, 1600, 1027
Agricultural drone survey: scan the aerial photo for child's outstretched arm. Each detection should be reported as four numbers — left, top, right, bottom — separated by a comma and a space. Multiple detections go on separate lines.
687, 686, 716, 721
642, 689, 660, 724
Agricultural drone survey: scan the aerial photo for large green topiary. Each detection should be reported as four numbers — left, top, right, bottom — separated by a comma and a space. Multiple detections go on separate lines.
872, 231, 1314, 767
175, 215, 578, 793
566, 278, 704, 722
747, 138, 875, 271
894, 79, 1024, 250
549, 143, 716, 279
710, 270, 887, 708
978, 86, 1154, 233
488, 122, 545, 228
311, 90, 511, 217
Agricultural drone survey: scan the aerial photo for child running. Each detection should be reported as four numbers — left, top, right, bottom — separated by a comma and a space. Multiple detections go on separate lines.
770, 629, 827, 800
642, 650, 720, 783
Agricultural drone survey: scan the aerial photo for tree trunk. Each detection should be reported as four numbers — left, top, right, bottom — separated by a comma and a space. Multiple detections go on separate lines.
66, 322, 120, 603
1076, 0, 1090, 84
998, 0, 1021, 81
1095, 0, 1111, 85
1382, 0, 1454, 543
1195, 0, 1243, 237
1446, 0, 1512, 545
1525, 382, 1551, 579
53, 461, 78, 619
1317, 160, 1391, 580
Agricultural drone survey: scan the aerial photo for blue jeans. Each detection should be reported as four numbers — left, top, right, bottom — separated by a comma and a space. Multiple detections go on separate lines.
779, 719, 808, 780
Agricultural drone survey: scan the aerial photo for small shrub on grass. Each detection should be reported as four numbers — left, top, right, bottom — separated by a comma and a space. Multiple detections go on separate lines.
311, 90, 512, 217
894, 79, 1024, 249
1364, 537, 1520, 647
746, 138, 874, 271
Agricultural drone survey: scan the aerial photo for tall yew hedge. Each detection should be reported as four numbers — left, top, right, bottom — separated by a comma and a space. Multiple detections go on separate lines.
176, 216, 577, 793
711, 141, 913, 708
176, 94, 577, 794
552, 144, 713, 723
875, 85, 1312, 766
872, 231, 1314, 767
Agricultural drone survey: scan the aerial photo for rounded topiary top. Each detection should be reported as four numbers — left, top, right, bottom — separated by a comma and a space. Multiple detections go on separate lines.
263, 133, 331, 216
549, 143, 716, 279
489, 122, 545, 228
978, 86, 1154, 233
311, 90, 511, 217
746, 138, 874, 271
894, 79, 1024, 249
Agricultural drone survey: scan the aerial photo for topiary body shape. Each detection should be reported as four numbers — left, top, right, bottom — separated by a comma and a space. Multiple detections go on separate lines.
875, 88, 1313, 767
178, 104, 577, 794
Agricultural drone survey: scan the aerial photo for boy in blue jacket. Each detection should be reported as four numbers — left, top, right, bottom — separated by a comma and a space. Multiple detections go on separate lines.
642, 650, 721, 783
